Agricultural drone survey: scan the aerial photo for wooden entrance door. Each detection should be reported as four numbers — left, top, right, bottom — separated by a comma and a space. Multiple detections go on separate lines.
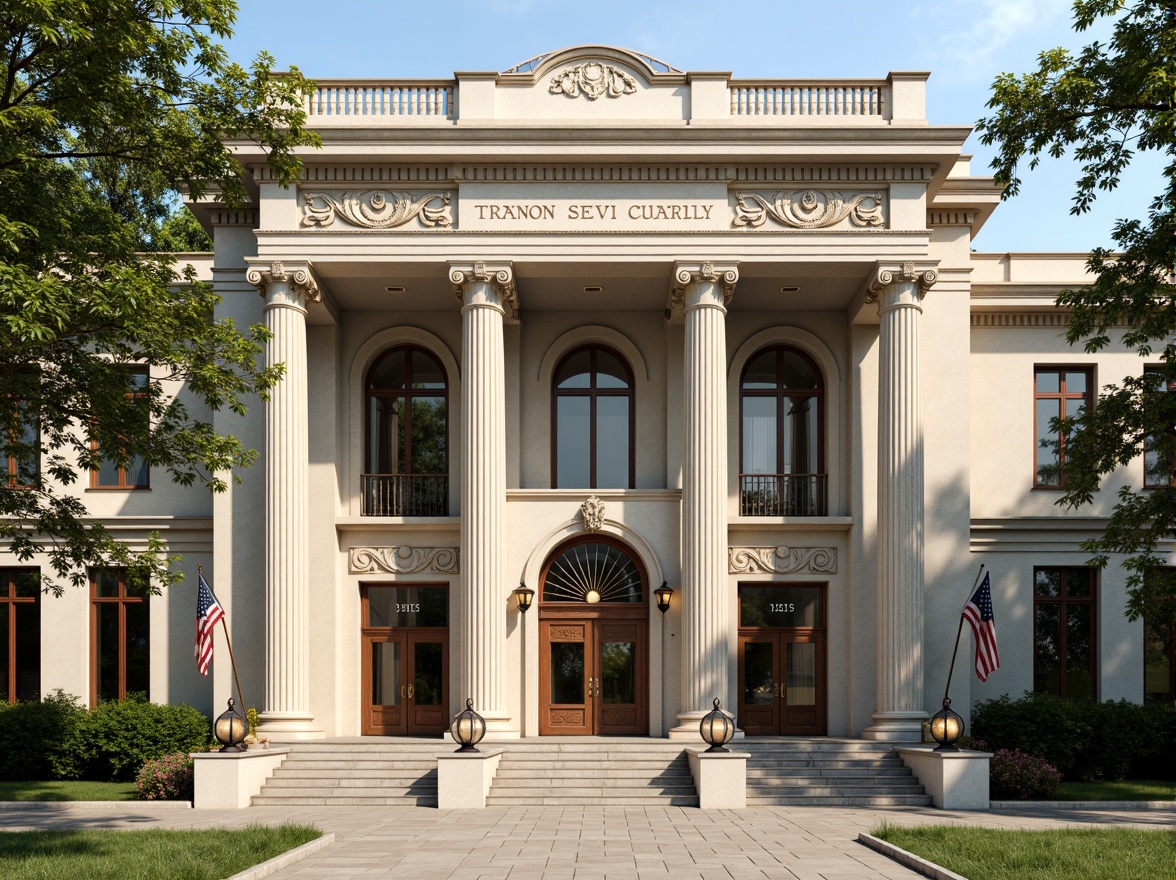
539, 618, 646, 735
361, 585, 449, 736
737, 583, 827, 736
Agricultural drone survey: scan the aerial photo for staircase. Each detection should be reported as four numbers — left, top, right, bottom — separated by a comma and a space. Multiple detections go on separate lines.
741, 740, 932, 806
253, 739, 440, 806
485, 739, 698, 806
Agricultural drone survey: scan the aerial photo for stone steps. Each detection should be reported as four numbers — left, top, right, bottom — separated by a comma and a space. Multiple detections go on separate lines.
253, 741, 441, 807
739, 741, 932, 807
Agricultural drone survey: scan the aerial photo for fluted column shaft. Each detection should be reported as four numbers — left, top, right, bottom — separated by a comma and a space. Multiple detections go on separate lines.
674, 262, 738, 736
451, 262, 515, 735
246, 261, 321, 738
864, 263, 936, 742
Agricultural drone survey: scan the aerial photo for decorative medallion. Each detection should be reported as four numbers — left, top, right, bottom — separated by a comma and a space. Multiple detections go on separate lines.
580, 495, 606, 532
301, 190, 453, 229
728, 546, 838, 575
348, 546, 459, 575
732, 190, 884, 229
550, 63, 638, 100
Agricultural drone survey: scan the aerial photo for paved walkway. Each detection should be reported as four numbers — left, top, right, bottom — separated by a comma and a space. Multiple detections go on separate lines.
0, 803, 1170, 879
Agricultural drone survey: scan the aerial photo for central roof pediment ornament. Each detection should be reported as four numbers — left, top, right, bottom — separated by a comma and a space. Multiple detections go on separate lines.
733, 190, 884, 229
301, 190, 452, 229
502, 44, 682, 78
550, 62, 638, 100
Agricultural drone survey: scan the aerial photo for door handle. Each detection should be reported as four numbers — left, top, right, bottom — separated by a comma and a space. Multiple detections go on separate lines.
588, 676, 595, 700
401, 684, 406, 699
407, 683, 415, 701
774, 683, 781, 698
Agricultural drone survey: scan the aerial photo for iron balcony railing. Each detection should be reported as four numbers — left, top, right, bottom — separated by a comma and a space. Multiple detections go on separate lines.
361, 474, 448, 517
739, 474, 828, 516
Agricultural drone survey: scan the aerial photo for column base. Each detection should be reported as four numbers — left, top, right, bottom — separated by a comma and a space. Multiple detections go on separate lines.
668, 709, 744, 743
861, 711, 927, 742
442, 710, 519, 742
257, 712, 324, 741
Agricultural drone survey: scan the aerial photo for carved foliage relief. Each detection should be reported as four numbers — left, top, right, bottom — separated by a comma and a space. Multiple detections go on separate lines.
302, 190, 453, 229
732, 190, 884, 229
728, 546, 837, 575
550, 63, 638, 100
580, 495, 606, 532
349, 546, 459, 575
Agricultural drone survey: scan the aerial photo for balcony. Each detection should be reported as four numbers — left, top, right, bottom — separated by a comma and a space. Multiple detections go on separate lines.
362, 474, 448, 517
739, 474, 828, 517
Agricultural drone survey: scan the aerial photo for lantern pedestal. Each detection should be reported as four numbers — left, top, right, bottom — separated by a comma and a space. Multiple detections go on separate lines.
686, 748, 747, 809
436, 748, 504, 809
895, 746, 991, 810
192, 748, 290, 809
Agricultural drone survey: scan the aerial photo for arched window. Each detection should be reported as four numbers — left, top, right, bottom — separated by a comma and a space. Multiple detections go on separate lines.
541, 538, 645, 604
364, 346, 448, 516
552, 345, 634, 488
740, 346, 826, 516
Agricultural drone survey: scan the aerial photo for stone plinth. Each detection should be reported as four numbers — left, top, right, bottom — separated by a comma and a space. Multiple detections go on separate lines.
895, 746, 990, 810
192, 748, 290, 809
436, 748, 504, 809
686, 748, 747, 809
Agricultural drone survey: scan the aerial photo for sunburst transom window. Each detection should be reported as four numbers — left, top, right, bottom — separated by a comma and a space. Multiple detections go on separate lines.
542, 541, 643, 604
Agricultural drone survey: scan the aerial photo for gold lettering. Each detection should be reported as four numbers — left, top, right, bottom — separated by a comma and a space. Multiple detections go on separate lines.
701, 205, 712, 220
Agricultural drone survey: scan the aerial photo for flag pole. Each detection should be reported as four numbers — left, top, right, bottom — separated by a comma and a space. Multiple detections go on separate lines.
942, 564, 985, 703
199, 564, 246, 712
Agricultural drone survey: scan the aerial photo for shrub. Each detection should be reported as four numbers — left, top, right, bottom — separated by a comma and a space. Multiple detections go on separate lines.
0, 691, 86, 780
989, 748, 1062, 800
136, 752, 194, 800
69, 697, 211, 781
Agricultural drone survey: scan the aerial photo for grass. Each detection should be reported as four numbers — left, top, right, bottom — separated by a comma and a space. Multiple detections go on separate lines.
0, 781, 138, 802
1055, 779, 1175, 801
0, 825, 321, 880
870, 824, 1174, 880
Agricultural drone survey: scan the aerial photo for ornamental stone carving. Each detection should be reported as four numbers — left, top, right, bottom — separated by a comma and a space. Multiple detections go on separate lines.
348, 546, 459, 575
550, 62, 637, 100
580, 495, 605, 532
864, 261, 939, 304
245, 260, 321, 302
728, 546, 838, 575
301, 190, 453, 229
732, 191, 884, 229
449, 260, 520, 318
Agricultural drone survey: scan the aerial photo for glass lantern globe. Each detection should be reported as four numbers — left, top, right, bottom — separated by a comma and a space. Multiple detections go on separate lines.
450, 698, 487, 753
930, 697, 964, 751
214, 698, 247, 752
699, 698, 735, 752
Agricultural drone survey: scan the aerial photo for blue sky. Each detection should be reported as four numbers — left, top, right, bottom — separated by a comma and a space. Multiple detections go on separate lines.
223, 0, 1161, 253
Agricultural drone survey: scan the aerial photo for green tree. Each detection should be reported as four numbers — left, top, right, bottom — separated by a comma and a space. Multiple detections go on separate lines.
0, 1, 318, 593
152, 207, 214, 253
976, 0, 1176, 621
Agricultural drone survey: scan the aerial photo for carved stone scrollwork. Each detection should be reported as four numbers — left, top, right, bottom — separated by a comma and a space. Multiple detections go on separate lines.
580, 495, 605, 532
245, 260, 321, 303
732, 190, 884, 229
672, 261, 739, 304
727, 546, 838, 575
301, 190, 453, 229
449, 261, 519, 318
864, 261, 939, 304
550, 63, 638, 100
348, 546, 459, 575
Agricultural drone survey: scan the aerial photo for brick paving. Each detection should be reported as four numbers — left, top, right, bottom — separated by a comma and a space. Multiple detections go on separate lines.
0, 802, 1169, 879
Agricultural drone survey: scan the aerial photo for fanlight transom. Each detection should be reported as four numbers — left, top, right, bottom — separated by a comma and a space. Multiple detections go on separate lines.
542, 541, 643, 604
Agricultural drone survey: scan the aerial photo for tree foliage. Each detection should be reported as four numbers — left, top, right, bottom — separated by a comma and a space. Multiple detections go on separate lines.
976, 0, 1176, 621
0, 1, 318, 593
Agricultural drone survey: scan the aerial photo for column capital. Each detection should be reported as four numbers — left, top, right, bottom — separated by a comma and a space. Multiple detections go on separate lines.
864, 260, 938, 306
668, 261, 739, 317
449, 260, 519, 319
245, 260, 322, 303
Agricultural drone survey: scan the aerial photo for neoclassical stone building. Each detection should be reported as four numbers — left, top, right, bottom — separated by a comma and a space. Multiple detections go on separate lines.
6, 46, 1171, 741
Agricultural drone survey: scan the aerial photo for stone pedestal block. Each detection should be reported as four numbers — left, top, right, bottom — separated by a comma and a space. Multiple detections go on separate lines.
895, 746, 990, 810
436, 748, 504, 809
686, 748, 748, 809
192, 749, 290, 810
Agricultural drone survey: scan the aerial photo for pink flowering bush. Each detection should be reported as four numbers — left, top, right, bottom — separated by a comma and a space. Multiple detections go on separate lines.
989, 748, 1062, 800
135, 752, 194, 801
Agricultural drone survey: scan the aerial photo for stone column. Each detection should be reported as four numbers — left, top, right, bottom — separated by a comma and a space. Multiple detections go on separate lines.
863, 261, 937, 742
449, 261, 517, 737
245, 261, 323, 739
670, 261, 739, 740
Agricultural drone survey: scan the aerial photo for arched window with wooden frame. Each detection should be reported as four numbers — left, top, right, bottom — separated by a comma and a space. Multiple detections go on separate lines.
740, 345, 826, 516
364, 345, 448, 516
552, 344, 635, 489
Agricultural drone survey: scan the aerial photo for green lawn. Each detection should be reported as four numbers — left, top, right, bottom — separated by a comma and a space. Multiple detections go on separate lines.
0, 781, 139, 802
0, 825, 321, 880
1055, 779, 1175, 801
871, 825, 1174, 880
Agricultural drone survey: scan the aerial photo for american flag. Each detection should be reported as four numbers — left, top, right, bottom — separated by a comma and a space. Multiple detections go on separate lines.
195, 573, 224, 677
962, 572, 1000, 682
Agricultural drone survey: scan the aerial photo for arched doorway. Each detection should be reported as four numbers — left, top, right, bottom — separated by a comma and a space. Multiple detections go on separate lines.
538, 537, 649, 735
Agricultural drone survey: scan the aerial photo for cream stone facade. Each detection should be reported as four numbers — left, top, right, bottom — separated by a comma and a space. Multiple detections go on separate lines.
5, 47, 1169, 743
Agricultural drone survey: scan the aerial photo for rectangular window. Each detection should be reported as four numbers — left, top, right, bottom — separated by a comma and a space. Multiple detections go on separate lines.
1034, 367, 1092, 487
0, 569, 40, 702
1034, 567, 1096, 700
4, 404, 38, 488
1144, 613, 1175, 705
90, 569, 149, 703
1143, 366, 1175, 489
91, 367, 150, 489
